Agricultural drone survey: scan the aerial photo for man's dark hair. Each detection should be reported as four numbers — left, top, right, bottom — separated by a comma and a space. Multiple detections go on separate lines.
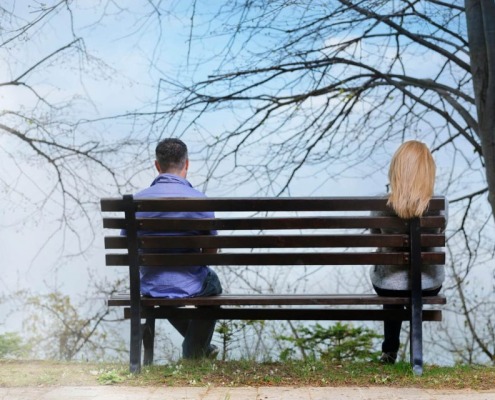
155, 138, 188, 172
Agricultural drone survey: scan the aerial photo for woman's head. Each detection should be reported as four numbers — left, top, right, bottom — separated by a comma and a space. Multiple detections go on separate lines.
387, 140, 436, 219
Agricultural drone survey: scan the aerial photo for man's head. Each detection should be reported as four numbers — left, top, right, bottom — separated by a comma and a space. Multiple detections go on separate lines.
155, 138, 189, 177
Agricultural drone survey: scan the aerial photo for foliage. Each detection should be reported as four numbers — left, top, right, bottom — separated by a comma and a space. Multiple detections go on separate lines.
215, 321, 238, 361
215, 320, 269, 361
277, 322, 381, 362
97, 369, 128, 385
20, 286, 126, 362
0, 332, 29, 359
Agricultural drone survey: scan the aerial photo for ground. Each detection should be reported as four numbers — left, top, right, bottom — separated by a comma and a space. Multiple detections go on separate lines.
2, 359, 495, 390
0, 360, 100, 387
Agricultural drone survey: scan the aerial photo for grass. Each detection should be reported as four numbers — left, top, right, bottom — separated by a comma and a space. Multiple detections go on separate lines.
125, 360, 495, 389
1, 359, 494, 389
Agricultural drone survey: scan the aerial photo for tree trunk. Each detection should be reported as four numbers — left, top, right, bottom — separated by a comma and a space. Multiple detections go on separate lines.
465, 0, 495, 223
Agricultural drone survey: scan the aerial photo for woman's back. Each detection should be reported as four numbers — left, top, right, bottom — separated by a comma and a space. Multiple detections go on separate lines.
369, 206, 446, 291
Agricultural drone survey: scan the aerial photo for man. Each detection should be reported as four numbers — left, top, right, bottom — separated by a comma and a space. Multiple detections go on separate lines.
134, 138, 222, 359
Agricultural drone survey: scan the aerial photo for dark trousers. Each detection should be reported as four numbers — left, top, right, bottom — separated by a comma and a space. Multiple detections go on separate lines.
373, 285, 441, 354
168, 269, 222, 358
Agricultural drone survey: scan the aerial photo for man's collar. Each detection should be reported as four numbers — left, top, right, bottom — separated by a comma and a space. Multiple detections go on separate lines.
150, 173, 192, 187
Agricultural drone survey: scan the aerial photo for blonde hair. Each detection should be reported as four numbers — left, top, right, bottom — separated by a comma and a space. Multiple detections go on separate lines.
387, 140, 436, 219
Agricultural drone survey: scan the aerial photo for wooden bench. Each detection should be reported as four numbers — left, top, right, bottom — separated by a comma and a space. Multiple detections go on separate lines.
101, 195, 447, 375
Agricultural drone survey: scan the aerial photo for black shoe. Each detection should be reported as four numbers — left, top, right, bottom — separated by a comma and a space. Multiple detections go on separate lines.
379, 352, 397, 364
207, 344, 219, 359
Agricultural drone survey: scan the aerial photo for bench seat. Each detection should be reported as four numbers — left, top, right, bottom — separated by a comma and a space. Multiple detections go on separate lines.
109, 293, 446, 307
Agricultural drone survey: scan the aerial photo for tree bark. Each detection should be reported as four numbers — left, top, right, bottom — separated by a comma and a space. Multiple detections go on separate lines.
465, 0, 495, 223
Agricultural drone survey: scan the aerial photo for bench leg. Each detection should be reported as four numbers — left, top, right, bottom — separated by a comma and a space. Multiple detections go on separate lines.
410, 304, 423, 376
409, 217, 423, 376
142, 318, 155, 366
129, 310, 142, 373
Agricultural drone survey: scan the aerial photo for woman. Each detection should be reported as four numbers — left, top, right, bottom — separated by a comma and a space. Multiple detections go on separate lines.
370, 140, 446, 364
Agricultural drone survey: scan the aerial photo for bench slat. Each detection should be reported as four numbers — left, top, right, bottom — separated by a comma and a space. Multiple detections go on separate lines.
104, 233, 445, 249
104, 216, 405, 230
101, 196, 446, 212
103, 215, 445, 231
109, 293, 447, 306
122, 307, 443, 322
105, 251, 445, 266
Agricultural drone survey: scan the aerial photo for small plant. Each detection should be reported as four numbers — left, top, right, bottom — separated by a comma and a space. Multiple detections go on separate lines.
278, 322, 381, 362
216, 320, 266, 360
97, 369, 126, 385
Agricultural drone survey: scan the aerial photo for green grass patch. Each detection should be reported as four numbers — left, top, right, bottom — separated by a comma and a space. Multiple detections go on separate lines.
124, 360, 495, 389
1, 359, 494, 389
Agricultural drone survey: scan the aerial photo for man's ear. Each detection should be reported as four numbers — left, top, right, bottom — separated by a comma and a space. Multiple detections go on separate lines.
155, 160, 162, 173
180, 159, 189, 178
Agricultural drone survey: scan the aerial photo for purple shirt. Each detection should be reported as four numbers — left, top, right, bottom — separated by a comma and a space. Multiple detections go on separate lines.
134, 174, 215, 298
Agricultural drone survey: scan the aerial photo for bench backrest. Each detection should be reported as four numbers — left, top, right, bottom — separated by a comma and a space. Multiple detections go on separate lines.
101, 196, 446, 293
